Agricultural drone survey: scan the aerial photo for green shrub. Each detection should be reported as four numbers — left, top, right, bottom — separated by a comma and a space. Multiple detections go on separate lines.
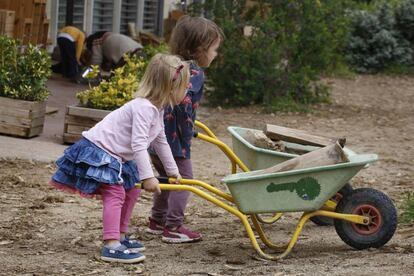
198, 0, 351, 109
395, 0, 414, 44
400, 192, 414, 223
346, 2, 413, 73
0, 36, 51, 101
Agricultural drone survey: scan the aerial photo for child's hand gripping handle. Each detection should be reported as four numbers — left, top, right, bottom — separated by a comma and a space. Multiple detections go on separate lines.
156, 176, 169, 183
156, 173, 182, 184
141, 177, 161, 194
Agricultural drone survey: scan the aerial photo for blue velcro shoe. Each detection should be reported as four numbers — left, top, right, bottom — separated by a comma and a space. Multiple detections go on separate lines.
100, 245, 145, 263
121, 236, 146, 252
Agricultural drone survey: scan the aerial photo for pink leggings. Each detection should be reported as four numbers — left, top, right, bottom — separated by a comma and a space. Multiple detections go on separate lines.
98, 184, 141, 241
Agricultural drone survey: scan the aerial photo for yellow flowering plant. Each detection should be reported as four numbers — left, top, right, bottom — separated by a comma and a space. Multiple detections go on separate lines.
76, 55, 146, 110
76, 44, 168, 110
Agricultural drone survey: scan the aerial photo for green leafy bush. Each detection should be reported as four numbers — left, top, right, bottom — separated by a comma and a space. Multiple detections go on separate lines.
400, 192, 414, 223
346, 2, 413, 73
76, 44, 167, 110
0, 36, 51, 101
198, 0, 351, 109
395, 0, 414, 44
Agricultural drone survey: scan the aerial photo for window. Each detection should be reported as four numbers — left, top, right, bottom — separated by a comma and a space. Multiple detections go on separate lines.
120, 0, 138, 35
58, 0, 84, 30
143, 0, 160, 33
92, 0, 113, 33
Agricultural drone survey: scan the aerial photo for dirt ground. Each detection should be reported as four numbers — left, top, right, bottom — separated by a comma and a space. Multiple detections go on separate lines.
0, 75, 413, 276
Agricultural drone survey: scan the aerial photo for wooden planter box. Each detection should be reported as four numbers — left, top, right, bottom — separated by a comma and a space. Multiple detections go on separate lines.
63, 105, 110, 144
0, 96, 46, 138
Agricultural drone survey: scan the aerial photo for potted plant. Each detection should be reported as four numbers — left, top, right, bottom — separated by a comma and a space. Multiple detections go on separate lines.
63, 44, 167, 144
0, 36, 51, 138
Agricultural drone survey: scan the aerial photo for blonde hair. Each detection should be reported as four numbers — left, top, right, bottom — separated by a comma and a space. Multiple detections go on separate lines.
169, 15, 223, 62
135, 53, 190, 108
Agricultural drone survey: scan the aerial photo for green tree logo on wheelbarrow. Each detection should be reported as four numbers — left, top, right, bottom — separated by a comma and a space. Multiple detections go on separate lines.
266, 177, 321, 201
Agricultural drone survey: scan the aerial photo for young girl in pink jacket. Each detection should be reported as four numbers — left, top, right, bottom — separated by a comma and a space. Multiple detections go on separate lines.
49, 53, 190, 263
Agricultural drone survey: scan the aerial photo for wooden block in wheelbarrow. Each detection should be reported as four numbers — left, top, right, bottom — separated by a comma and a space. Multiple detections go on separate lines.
254, 142, 349, 175
265, 124, 346, 147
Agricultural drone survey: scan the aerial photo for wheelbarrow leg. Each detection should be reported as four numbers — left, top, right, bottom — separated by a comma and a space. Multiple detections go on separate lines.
137, 183, 291, 260
255, 213, 283, 224
250, 214, 287, 250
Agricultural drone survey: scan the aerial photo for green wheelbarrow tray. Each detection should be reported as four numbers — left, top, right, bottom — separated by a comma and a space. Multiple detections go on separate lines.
222, 153, 378, 214
228, 126, 357, 171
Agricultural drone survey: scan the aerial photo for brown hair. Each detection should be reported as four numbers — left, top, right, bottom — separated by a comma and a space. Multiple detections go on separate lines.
169, 15, 223, 62
135, 53, 190, 108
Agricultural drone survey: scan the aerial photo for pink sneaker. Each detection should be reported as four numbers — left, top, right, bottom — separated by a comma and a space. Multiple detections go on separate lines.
162, 225, 202, 243
145, 217, 164, 235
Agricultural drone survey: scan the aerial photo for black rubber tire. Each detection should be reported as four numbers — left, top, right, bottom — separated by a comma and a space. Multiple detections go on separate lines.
310, 183, 353, 226
334, 188, 397, 250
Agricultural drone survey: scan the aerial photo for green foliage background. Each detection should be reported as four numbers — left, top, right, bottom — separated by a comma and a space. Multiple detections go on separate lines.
188, 0, 414, 110
192, 0, 353, 110
346, 1, 414, 73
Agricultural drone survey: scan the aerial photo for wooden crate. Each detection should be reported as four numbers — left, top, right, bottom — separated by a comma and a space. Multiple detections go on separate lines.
0, 9, 15, 37
0, 96, 46, 138
30, 0, 46, 44
63, 106, 110, 144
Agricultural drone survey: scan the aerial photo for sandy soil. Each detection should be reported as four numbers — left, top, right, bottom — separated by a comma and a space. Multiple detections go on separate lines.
0, 75, 413, 276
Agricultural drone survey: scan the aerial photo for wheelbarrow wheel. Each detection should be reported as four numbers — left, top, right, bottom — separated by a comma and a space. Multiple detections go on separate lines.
310, 183, 353, 226
334, 188, 397, 250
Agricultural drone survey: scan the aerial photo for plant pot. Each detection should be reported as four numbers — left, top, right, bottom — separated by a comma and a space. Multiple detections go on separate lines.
0, 96, 46, 138
63, 105, 110, 144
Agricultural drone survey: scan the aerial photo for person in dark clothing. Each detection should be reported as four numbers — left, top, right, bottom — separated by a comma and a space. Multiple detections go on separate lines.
52, 26, 85, 81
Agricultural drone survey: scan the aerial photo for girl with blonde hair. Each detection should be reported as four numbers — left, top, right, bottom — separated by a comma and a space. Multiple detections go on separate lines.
49, 53, 190, 263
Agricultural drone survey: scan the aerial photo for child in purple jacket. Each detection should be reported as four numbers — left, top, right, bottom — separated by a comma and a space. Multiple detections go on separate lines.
147, 16, 223, 243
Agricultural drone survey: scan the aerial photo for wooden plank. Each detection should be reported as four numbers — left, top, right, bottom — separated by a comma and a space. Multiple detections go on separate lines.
67, 105, 110, 119
0, 96, 45, 110
0, 1, 13, 9
63, 133, 82, 144
45, 106, 59, 115
30, 116, 45, 127
0, 123, 28, 137
66, 124, 91, 135
22, 18, 32, 44
39, 19, 48, 45
30, 2, 46, 44
0, 95, 46, 137
0, 10, 15, 37
0, 11, 4, 35
265, 124, 346, 148
0, 114, 43, 127
0, 107, 45, 119
0, 107, 30, 118
27, 125, 43, 137
255, 142, 349, 175
63, 106, 109, 144
0, 119, 44, 137
65, 114, 101, 127
30, 108, 45, 119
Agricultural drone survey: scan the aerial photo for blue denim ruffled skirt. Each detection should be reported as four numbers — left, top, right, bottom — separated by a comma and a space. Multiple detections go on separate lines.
51, 137, 140, 194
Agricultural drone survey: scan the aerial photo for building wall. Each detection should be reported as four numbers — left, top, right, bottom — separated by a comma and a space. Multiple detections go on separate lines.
47, 0, 178, 47
163, 0, 180, 18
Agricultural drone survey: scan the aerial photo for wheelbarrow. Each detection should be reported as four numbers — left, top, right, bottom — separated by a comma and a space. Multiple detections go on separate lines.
228, 126, 357, 226
136, 121, 397, 260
